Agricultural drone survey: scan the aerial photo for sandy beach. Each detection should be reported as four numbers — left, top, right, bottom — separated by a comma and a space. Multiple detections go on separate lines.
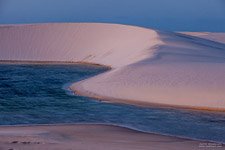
0, 124, 223, 150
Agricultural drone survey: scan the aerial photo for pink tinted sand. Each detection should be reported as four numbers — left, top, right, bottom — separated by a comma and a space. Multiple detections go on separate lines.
0, 124, 224, 150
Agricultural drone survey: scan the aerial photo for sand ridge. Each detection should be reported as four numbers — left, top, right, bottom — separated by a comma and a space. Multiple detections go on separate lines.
181, 32, 225, 44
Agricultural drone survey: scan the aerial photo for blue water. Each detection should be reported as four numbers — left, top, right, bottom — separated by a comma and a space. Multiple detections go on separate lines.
0, 64, 225, 143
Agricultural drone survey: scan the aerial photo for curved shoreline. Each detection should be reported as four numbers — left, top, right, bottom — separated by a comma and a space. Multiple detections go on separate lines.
71, 82, 225, 112
1, 23, 225, 110
2, 59, 225, 112
4, 59, 222, 112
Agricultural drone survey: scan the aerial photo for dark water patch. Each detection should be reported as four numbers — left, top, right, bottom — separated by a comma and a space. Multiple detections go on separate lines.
0, 64, 225, 143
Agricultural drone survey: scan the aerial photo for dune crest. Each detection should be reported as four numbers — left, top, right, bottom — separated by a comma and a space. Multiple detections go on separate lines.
0, 23, 225, 110
0, 23, 160, 67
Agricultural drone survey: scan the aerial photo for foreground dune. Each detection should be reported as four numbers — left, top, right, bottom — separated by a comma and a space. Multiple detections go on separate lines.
0, 124, 223, 150
0, 23, 225, 110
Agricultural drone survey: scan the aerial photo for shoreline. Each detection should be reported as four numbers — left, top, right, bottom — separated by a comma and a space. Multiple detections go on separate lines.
2, 60, 225, 113
71, 84, 225, 113
0, 60, 111, 68
0, 124, 223, 150
0, 123, 224, 144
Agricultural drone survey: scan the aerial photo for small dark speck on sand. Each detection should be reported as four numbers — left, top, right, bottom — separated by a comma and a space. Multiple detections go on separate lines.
21, 141, 31, 144
11, 141, 18, 144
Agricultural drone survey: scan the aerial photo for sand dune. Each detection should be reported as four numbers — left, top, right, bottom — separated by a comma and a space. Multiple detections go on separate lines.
0, 23, 159, 67
0, 23, 225, 110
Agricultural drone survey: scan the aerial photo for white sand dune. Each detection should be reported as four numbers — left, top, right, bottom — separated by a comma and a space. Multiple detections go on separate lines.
0, 23, 225, 110
0, 23, 159, 67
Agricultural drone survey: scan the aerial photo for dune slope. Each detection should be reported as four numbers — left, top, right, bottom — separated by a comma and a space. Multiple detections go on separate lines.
182, 32, 225, 44
0, 23, 159, 67
0, 23, 225, 110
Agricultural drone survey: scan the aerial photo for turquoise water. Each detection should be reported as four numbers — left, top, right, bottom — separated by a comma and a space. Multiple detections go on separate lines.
0, 64, 225, 143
